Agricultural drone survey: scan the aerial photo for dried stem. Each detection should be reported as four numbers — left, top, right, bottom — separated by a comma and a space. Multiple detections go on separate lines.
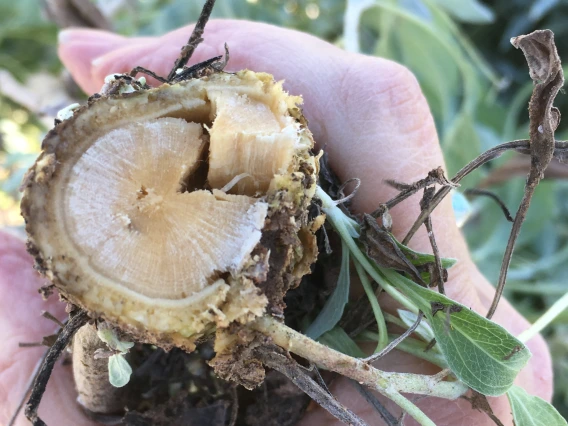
129, 66, 168, 83
252, 315, 468, 426
8, 354, 45, 426
487, 30, 564, 319
25, 310, 89, 426
420, 187, 446, 294
350, 381, 399, 426
486, 177, 538, 319
228, 386, 238, 426
256, 346, 368, 426
364, 311, 424, 363
373, 167, 455, 217
464, 189, 514, 222
401, 139, 530, 245
166, 0, 217, 81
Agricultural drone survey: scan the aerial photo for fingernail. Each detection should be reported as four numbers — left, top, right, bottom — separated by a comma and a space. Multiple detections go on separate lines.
58, 29, 75, 45
91, 56, 106, 67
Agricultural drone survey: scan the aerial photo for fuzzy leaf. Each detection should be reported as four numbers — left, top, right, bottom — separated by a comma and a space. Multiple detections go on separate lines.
97, 327, 134, 354
115, 340, 134, 353
507, 385, 568, 426
108, 354, 132, 388
383, 269, 531, 396
306, 241, 350, 340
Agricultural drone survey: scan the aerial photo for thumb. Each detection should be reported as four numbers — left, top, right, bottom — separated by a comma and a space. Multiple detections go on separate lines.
58, 29, 153, 94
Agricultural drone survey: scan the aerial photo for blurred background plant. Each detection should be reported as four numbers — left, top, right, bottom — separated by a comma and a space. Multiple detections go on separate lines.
1, 0, 568, 417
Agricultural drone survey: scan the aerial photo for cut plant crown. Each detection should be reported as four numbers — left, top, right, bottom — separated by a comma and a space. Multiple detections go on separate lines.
21, 71, 319, 350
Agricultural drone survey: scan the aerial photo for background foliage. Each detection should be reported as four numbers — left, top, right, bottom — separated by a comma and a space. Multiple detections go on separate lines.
1, 0, 568, 417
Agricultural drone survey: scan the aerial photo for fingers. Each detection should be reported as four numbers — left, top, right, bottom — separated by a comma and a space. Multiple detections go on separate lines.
0, 232, 94, 426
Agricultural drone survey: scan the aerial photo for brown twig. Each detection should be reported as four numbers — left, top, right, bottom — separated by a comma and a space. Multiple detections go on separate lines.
420, 188, 446, 294
401, 139, 530, 245
373, 167, 456, 217
41, 311, 65, 328
487, 30, 564, 319
350, 381, 399, 426
8, 354, 45, 426
10, 313, 69, 426
25, 310, 89, 426
464, 188, 514, 222
166, 0, 217, 82
255, 346, 368, 426
228, 385, 239, 426
129, 66, 168, 83
364, 312, 424, 363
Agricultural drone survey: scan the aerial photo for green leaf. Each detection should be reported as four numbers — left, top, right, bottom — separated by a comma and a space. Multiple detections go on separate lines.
318, 327, 366, 358
306, 241, 351, 340
108, 354, 132, 388
383, 269, 531, 396
394, 237, 457, 268
507, 385, 568, 426
443, 112, 482, 188
97, 327, 134, 354
429, 0, 494, 24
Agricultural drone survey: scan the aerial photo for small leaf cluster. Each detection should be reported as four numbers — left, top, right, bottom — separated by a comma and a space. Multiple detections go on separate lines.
97, 326, 134, 388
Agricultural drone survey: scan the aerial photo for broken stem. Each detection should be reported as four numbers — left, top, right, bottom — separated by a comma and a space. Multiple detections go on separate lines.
252, 315, 468, 426
166, 0, 217, 81
256, 346, 368, 426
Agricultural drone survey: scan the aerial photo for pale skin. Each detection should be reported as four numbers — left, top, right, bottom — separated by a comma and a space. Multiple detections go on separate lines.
0, 20, 552, 425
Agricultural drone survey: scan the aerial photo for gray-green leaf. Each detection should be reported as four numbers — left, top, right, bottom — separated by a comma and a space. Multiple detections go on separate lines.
430, 0, 495, 24
306, 241, 350, 340
507, 385, 567, 426
108, 354, 132, 388
383, 269, 530, 396
318, 327, 366, 358
97, 326, 134, 354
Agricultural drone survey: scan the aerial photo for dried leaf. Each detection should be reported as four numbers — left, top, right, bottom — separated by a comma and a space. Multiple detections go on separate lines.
359, 214, 425, 285
511, 30, 563, 174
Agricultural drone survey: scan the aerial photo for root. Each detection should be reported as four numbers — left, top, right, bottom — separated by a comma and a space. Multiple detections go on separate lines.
25, 310, 89, 426
255, 345, 367, 426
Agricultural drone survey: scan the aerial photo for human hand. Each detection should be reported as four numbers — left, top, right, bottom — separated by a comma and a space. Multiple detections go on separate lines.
1, 20, 552, 425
